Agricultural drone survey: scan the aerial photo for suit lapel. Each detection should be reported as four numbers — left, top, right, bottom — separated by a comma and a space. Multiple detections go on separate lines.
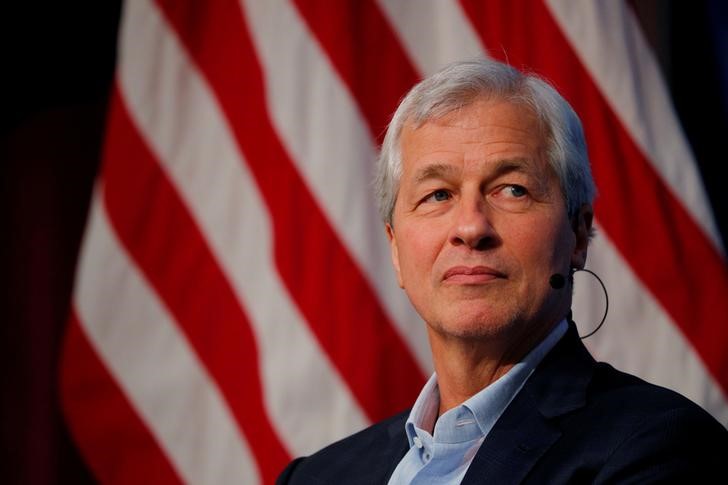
462, 323, 595, 484
380, 414, 411, 482
329, 412, 409, 485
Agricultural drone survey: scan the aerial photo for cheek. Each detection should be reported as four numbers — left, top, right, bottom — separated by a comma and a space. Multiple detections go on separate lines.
509, 217, 573, 273
397, 227, 441, 283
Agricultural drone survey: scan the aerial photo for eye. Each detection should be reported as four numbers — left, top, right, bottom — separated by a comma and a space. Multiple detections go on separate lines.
424, 189, 451, 203
505, 184, 528, 198
488, 184, 533, 212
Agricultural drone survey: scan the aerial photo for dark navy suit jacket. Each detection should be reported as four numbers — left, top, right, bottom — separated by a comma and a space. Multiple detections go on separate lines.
277, 324, 728, 484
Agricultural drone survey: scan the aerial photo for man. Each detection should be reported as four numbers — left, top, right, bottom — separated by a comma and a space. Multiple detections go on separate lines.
277, 59, 728, 484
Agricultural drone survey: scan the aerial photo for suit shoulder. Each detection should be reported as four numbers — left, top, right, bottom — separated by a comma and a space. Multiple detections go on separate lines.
523, 362, 728, 483
590, 362, 724, 422
572, 361, 728, 456
588, 365, 728, 481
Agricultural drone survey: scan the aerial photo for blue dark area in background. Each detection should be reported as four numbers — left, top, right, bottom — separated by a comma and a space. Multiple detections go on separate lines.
708, 0, 728, 119
669, 1, 728, 250
1, 2, 121, 484
0, 2, 725, 484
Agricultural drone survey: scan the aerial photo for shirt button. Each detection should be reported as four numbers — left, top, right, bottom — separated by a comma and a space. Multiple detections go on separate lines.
413, 436, 423, 449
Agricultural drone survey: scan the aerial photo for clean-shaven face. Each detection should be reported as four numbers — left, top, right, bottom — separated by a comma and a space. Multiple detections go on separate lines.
387, 98, 580, 343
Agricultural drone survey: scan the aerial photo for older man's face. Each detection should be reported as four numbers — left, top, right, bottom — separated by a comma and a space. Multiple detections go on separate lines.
387, 99, 586, 343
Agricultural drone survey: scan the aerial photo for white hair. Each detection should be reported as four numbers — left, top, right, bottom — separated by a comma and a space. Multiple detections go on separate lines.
375, 59, 596, 225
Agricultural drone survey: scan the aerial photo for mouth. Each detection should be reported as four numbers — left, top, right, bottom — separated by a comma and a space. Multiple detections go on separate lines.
442, 266, 506, 285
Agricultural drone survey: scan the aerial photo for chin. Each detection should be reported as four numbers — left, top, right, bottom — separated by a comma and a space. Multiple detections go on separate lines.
428, 307, 522, 341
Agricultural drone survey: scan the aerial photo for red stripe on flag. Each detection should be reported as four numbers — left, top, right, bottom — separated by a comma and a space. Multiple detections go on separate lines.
102, 87, 289, 484
60, 309, 183, 485
292, 0, 421, 142
154, 0, 426, 420
460, 0, 728, 393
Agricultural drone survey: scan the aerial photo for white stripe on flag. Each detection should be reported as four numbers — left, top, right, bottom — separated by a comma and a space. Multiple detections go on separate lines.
546, 0, 724, 254
377, 0, 485, 77
239, 0, 433, 373
118, 0, 370, 455
75, 193, 259, 484
574, 227, 728, 425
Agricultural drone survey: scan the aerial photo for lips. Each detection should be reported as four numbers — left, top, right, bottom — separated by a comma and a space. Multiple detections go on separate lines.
442, 266, 506, 284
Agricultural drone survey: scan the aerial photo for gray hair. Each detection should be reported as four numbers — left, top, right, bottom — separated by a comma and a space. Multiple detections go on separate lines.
375, 59, 596, 225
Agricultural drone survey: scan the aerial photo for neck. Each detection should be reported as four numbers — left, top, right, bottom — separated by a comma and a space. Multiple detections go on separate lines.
428, 318, 559, 416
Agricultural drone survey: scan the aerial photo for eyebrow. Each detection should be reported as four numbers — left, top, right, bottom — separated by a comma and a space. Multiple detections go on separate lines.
412, 158, 534, 185
413, 163, 460, 184
489, 158, 534, 178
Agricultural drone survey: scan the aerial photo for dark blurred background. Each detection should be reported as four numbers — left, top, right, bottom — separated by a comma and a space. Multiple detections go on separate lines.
1, 1, 726, 483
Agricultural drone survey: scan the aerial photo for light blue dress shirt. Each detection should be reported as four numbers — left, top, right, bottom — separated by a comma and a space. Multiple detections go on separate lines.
387, 319, 568, 484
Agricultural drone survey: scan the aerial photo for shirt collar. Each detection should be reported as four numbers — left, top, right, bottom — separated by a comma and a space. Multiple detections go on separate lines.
405, 319, 568, 446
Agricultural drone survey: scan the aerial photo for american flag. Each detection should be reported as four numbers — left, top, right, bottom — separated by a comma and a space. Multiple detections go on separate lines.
60, 1, 728, 483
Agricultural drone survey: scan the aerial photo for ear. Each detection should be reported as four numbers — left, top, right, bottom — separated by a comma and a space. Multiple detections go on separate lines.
386, 223, 404, 288
570, 204, 593, 270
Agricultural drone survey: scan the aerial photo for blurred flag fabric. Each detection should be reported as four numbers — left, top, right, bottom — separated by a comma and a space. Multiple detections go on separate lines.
59, 0, 728, 483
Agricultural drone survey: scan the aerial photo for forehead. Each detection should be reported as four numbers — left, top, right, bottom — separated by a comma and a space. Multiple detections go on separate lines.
400, 99, 547, 177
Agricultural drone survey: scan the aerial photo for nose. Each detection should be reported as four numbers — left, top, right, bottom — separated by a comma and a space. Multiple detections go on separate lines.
450, 197, 499, 250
